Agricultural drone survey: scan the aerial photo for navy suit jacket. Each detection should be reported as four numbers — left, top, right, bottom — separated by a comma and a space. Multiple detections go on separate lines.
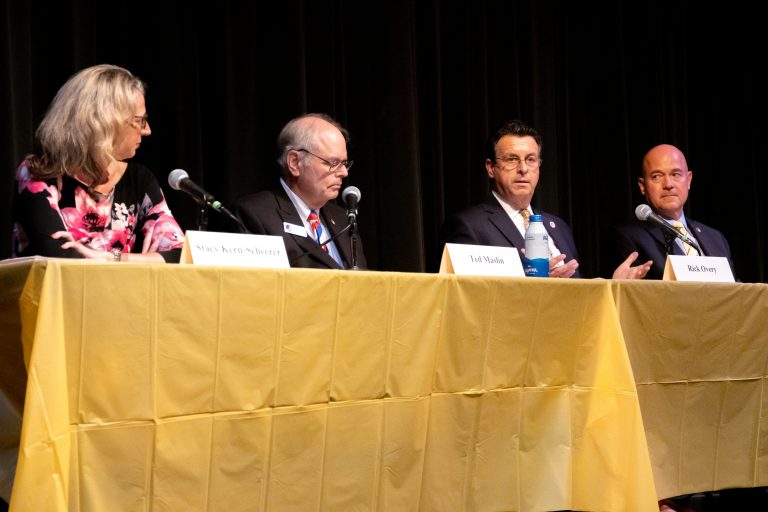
439, 197, 581, 277
232, 187, 366, 270
607, 217, 733, 280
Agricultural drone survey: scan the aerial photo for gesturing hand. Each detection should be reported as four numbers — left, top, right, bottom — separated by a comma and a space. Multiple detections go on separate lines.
612, 251, 652, 280
51, 231, 113, 261
548, 254, 579, 278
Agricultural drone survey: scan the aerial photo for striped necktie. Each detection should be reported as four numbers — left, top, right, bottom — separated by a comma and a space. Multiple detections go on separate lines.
520, 209, 530, 230
308, 210, 328, 252
672, 220, 699, 256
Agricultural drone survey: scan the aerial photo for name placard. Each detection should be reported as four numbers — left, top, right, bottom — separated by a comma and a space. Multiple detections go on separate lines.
180, 230, 290, 268
439, 243, 525, 277
663, 255, 734, 282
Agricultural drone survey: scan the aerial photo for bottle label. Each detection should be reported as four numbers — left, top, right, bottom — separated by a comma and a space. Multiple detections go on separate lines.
524, 234, 549, 259
523, 257, 549, 277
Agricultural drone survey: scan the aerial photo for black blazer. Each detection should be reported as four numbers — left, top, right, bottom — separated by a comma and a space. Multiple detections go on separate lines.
606, 217, 734, 280
232, 187, 366, 270
439, 197, 581, 277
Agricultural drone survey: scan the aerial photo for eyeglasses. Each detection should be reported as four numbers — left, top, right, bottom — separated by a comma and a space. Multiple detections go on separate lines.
295, 148, 353, 172
495, 155, 541, 171
131, 115, 149, 129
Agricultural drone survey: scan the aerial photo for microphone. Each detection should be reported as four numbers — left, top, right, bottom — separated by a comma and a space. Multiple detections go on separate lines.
168, 169, 249, 233
168, 169, 220, 209
635, 204, 702, 254
341, 186, 361, 223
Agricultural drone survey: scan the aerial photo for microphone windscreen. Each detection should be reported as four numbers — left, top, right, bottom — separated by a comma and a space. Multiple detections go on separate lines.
168, 169, 189, 190
342, 186, 361, 203
635, 204, 652, 221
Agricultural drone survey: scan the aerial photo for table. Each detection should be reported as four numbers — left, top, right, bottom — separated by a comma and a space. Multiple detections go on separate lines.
9, 259, 761, 510
612, 280, 768, 499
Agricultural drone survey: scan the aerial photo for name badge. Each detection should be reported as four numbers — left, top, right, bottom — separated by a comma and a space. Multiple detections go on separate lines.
180, 230, 290, 268
663, 255, 734, 282
283, 222, 308, 237
439, 243, 525, 277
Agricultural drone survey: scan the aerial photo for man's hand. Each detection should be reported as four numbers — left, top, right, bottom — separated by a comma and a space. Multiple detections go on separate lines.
548, 254, 579, 278
612, 251, 652, 280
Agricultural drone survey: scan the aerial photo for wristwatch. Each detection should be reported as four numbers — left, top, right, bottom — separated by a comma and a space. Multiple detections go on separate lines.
112, 249, 122, 262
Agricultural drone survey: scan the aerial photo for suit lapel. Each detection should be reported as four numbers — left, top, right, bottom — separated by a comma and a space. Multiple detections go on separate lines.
483, 199, 525, 248
642, 222, 685, 256
537, 212, 564, 252
685, 218, 708, 256
481, 199, 578, 259
274, 189, 342, 268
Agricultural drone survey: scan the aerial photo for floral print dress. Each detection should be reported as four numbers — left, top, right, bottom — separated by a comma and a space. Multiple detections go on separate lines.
12, 160, 185, 262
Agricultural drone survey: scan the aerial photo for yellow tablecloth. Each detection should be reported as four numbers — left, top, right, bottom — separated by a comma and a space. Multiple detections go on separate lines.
3, 260, 661, 511
612, 280, 768, 499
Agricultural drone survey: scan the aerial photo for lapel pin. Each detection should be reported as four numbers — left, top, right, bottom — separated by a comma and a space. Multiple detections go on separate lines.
549, 221, 556, 229
696, 227, 701, 232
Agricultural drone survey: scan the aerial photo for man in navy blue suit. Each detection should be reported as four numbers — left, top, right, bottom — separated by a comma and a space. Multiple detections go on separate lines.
607, 144, 734, 280
441, 120, 650, 279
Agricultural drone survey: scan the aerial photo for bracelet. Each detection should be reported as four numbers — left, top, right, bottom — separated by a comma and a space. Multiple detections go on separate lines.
112, 249, 122, 262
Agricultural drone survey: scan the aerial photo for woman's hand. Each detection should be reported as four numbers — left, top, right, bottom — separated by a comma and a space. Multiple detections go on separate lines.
51, 231, 166, 263
51, 231, 113, 261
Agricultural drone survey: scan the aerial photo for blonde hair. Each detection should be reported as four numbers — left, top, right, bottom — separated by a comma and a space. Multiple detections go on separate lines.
27, 64, 146, 186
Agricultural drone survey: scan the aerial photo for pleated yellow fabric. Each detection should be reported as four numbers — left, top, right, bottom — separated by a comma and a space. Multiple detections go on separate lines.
0, 260, 671, 511
612, 279, 768, 499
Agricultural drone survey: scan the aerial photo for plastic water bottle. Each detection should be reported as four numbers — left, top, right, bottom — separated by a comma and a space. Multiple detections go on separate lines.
524, 214, 549, 277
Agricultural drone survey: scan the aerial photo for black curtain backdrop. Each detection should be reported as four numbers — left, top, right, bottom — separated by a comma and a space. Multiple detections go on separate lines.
2, 1, 765, 281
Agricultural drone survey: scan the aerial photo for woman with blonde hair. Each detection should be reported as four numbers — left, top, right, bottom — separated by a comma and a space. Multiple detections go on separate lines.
11, 64, 184, 262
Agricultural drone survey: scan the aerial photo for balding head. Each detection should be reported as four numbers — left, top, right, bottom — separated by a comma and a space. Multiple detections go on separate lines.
277, 113, 351, 209
277, 113, 349, 174
642, 144, 688, 176
638, 144, 692, 220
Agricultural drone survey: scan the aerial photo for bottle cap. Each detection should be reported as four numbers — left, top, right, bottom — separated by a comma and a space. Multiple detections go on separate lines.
530, 214, 543, 222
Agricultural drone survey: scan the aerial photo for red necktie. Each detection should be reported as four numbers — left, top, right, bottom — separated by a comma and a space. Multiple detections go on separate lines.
308, 210, 328, 252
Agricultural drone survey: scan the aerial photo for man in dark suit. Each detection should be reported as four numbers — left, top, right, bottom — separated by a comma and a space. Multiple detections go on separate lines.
441, 119, 650, 279
232, 113, 366, 269
607, 144, 733, 280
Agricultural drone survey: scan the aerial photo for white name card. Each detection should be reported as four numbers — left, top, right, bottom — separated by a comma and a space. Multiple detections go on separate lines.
439, 243, 525, 277
180, 230, 290, 268
663, 255, 734, 282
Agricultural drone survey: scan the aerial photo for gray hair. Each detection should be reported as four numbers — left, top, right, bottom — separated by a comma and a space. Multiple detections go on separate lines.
275, 113, 349, 174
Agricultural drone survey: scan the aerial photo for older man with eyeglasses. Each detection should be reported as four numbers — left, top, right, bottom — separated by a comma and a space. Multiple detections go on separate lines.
440, 119, 651, 279
232, 113, 366, 269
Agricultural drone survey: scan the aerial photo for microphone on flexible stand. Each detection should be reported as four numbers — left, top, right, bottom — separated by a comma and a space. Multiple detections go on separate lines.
168, 169, 249, 233
635, 204, 702, 255
342, 186, 361, 269
319, 186, 363, 269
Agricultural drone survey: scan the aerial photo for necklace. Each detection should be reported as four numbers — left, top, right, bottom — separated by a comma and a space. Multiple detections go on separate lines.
87, 187, 115, 202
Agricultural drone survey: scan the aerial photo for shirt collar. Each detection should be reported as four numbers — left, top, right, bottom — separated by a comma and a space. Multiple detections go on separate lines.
280, 178, 313, 222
